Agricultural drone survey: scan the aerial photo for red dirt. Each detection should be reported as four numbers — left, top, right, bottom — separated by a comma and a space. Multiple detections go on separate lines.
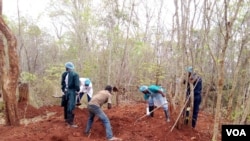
0, 101, 214, 141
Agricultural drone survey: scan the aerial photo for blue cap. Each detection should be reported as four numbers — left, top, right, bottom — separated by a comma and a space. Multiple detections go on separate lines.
186, 66, 193, 73
139, 85, 148, 92
65, 62, 75, 70
85, 79, 91, 86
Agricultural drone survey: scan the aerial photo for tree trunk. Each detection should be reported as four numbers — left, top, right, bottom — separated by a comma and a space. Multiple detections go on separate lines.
0, 16, 20, 125
18, 83, 29, 102
212, 0, 243, 140
188, 83, 194, 127
227, 43, 244, 117
240, 84, 250, 124
234, 55, 250, 123
200, 85, 209, 110
115, 1, 135, 106
212, 61, 224, 141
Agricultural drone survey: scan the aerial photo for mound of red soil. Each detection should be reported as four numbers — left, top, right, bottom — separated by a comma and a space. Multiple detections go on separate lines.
0, 102, 213, 141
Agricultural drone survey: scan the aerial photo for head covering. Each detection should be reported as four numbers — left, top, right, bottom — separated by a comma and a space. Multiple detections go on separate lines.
65, 62, 75, 70
105, 85, 113, 93
139, 85, 148, 92
85, 79, 91, 86
186, 66, 193, 73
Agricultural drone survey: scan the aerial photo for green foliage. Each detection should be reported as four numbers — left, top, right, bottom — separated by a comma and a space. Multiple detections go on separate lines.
20, 72, 37, 83
27, 25, 42, 36
45, 65, 64, 81
247, 115, 250, 123
231, 108, 243, 121
20, 65, 65, 107
82, 59, 95, 77
81, 7, 91, 21
137, 62, 157, 84
133, 41, 147, 55
29, 78, 60, 108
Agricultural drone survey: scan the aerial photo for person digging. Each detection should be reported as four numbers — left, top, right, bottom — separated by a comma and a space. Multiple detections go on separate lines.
139, 85, 170, 122
84, 85, 122, 141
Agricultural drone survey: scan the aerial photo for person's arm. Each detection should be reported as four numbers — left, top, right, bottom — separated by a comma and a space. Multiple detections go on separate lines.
142, 93, 149, 114
87, 86, 93, 98
158, 90, 166, 97
108, 103, 112, 109
77, 81, 83, 95
61, 72, 67, 93
189, 73, 198, 84
79, 84, 83, 93
74, 73, 80, 92
107, 94, 112, 109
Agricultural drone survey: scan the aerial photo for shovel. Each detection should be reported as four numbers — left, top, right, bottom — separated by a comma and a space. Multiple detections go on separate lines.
52, 93, 64, 98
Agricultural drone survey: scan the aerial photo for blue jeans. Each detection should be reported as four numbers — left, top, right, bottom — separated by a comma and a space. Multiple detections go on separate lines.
85, 104, 113, 139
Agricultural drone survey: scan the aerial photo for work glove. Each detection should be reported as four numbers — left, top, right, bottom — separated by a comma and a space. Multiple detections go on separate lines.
146, 107, 150, 116
164, 99, 168, 104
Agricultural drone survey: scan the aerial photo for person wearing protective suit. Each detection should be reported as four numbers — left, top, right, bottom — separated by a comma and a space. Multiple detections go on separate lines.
76, 78, 93, 106
139, 85, 170, 122
61, 62, 80, 128
183, 66, 202, 128
85, 85, 122, 141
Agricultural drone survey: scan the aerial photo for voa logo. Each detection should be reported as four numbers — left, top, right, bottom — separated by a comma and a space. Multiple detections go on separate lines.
226, 129, 246, 136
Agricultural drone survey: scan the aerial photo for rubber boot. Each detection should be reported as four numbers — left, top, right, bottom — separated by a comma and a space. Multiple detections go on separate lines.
184, 107, 190, 125
164, 110, 170, 122
149, 106, 154, 117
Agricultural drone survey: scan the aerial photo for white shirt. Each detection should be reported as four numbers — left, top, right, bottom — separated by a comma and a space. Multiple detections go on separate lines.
65, 74, 68, 89
79, 78, 93, 98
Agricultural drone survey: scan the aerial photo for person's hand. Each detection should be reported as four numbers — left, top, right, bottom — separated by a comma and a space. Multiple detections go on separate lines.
183, 79, 186, 84
108, 103, 112, 109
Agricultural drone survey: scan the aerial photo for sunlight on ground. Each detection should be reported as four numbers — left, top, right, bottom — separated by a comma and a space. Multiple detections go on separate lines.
0, 112, 56, 125
20, 112, 56, 125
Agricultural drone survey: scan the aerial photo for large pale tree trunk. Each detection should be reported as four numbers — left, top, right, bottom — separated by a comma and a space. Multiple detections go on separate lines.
0, 0, 20, 125
212, 60, 224, 141
212, 0, 242, 140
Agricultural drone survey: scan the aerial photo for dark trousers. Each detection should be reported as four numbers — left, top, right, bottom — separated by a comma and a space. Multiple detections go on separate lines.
192, 95, 201, 128
64, 104, 67, 120
77, 92, 91, 103
61, 94, 68, 120
65, 90, 76, 125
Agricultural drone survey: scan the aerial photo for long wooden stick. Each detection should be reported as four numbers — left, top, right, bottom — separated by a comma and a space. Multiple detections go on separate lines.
169, 94, 191, 132
134, 103, 166, 125
169, 77, 201, 132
